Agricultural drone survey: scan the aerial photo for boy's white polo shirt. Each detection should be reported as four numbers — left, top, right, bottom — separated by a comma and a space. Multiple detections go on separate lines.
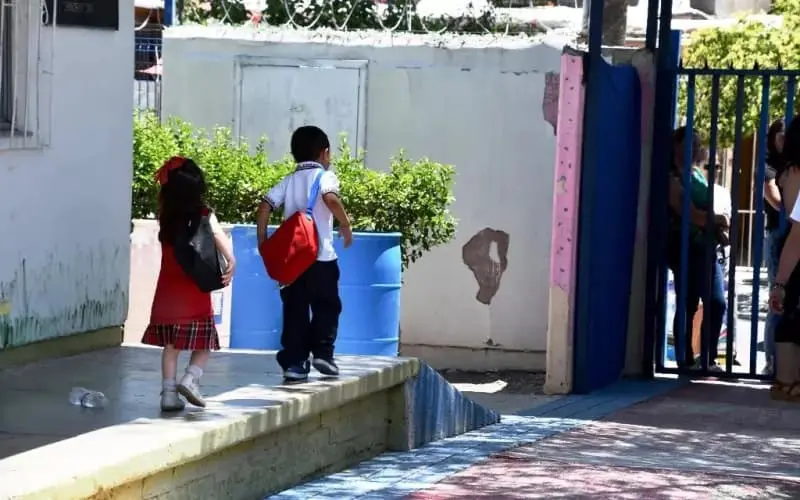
264, 162, 340, 262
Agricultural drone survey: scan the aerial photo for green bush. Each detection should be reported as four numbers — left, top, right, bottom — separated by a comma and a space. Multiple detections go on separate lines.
132, 112, 457, 269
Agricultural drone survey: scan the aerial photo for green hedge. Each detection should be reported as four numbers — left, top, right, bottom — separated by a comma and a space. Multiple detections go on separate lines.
132, 112, 457, 269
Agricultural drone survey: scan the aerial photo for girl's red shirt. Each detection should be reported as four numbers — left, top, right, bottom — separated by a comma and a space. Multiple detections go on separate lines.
149, 212, 213, 324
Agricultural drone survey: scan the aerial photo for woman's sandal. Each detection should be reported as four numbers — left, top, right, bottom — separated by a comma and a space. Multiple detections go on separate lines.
770, 382, 800, 402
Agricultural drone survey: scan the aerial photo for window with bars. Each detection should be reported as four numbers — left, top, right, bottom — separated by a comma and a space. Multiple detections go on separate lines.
0, 0, 50, 149
1, 0, 13, 129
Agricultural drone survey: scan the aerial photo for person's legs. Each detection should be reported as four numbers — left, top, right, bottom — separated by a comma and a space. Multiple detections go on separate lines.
178, 350, 211, 407
702, 258, 727, 369
308, 260, 342, 376
773, 276, 800, 400
764, 229, 781, 373
161, 344, 184, 411
773, 339, 800, 400
673, 256, 701, 368
277, 276, 312, 379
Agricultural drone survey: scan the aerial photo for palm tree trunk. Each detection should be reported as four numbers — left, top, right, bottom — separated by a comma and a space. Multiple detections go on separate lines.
582, 0, 628, 47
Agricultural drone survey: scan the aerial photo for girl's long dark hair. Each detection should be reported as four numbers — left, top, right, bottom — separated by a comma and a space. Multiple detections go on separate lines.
783, 115, 800, 171
158, 158, 209, 244
767, 118, 785, 170
671, 126, 705, 172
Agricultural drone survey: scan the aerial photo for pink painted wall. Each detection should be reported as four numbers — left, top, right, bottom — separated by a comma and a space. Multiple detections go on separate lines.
545, 51, 586, 394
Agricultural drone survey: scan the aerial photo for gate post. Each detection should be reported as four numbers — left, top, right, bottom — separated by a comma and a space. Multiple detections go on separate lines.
643, 0, 676, 376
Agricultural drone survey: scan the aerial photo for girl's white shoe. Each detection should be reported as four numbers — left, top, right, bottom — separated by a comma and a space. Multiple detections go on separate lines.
177, 373, 206, 407
160, 390, 186, 412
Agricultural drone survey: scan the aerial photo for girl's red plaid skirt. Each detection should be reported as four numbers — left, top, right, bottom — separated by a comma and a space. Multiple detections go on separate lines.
141, 317, 220, 351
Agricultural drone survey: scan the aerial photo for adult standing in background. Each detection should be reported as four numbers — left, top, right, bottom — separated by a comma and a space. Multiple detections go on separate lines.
768, 115, 800, 401
668, 127, 729, 371
764, 119, 786, 375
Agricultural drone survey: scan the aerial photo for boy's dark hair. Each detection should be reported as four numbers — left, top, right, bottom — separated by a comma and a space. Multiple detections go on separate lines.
290, 125, 330, 163
767, 118, 786, 171
158, 158, 208, 244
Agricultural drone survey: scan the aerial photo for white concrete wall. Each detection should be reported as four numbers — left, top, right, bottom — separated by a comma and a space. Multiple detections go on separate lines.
162, 27, 564, 370
0, 1, 133, 349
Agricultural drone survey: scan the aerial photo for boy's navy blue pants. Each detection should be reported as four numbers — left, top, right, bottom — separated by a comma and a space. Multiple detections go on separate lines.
276, 260, 341, 369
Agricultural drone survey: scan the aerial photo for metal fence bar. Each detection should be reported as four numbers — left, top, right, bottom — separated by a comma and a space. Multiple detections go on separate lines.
675, 68, 800, 77
676, 75, 696, 368
750, 75, 770, 376
725, 75, 746, 374
702, 74, 721, 371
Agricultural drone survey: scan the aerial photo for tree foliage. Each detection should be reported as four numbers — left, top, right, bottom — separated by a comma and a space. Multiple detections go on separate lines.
680, 5, 800, 147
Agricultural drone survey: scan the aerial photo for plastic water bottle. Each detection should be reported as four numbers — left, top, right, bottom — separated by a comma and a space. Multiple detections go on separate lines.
69, 387, 107, 408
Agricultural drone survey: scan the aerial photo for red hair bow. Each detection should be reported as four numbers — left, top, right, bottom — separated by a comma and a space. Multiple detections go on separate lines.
154, 156, 186, 185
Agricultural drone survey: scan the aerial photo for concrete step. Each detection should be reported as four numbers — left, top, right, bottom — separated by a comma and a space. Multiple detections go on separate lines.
0, 346, 498, 499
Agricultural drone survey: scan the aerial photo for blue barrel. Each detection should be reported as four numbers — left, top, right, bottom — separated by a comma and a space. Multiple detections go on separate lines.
335, 231, 402, 356
229, 226, 402, 356
229, 225, 283, 350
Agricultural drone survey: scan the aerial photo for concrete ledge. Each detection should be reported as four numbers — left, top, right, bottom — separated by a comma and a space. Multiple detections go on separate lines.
0, 326, 123, 370
0, 348, 418, 500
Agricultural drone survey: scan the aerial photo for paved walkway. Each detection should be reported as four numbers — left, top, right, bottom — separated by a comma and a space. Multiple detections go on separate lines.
0, 344, 401, 460
273, 378, 800, 499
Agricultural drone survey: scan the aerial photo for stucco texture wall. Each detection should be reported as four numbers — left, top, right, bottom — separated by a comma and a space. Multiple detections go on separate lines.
161, 27, 564, 370
0, 2, 133, 349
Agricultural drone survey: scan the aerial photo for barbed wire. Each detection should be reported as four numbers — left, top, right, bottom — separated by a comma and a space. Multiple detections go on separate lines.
180, 0, 552, 37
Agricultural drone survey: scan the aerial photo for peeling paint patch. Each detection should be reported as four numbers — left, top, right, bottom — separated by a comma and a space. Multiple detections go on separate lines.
462, 228, 510, 306
0, 301, 9, 316
543, 71, 560, 135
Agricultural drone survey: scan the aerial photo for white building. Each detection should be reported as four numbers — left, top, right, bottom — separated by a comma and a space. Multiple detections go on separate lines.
0, 0, 132, 360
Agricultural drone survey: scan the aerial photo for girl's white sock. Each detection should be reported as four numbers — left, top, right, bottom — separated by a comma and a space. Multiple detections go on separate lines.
186, 364, 203, 380
162, 379, 177, 391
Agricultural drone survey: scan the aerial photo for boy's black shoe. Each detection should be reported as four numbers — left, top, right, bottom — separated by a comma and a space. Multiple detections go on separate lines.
283, 360, 311, 381
312, 358, 339, 377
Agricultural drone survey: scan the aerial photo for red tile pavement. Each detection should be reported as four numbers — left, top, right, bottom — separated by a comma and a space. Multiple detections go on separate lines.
407, 380, 800, 499
405, 456, 800, 499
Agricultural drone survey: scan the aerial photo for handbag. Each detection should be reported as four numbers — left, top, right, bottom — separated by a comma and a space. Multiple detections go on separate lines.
173, 210, 227, 293
259, 170, 324, 286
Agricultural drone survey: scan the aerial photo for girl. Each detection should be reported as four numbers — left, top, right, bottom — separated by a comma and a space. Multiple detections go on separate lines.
142, 156, 235, 411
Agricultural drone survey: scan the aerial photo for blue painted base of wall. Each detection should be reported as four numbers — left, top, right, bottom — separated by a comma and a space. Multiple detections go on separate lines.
405, 363, 501, 449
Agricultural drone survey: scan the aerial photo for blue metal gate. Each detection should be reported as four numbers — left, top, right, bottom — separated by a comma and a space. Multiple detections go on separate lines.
648, 59, 800, 379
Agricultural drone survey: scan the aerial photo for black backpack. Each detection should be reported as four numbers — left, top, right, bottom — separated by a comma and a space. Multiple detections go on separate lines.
173, 212, 227, 293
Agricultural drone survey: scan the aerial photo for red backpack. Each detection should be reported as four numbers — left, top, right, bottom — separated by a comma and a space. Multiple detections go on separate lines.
259, 171, 324, 285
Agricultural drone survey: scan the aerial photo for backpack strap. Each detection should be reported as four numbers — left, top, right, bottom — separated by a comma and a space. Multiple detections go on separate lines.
306, 170, 325, 216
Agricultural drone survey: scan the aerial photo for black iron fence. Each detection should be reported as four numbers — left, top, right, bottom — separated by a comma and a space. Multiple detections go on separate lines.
134, 35, 162, 115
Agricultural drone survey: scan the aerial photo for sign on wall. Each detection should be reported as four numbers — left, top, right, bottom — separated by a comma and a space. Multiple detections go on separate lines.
43, 0, 119, 30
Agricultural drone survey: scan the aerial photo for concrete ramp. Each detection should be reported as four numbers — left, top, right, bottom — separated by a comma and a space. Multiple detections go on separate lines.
404, 363, 501, 449
0, 346, 498, 500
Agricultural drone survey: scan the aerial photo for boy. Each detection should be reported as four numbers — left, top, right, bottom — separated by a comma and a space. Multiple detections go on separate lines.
256, 126, 353, 381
